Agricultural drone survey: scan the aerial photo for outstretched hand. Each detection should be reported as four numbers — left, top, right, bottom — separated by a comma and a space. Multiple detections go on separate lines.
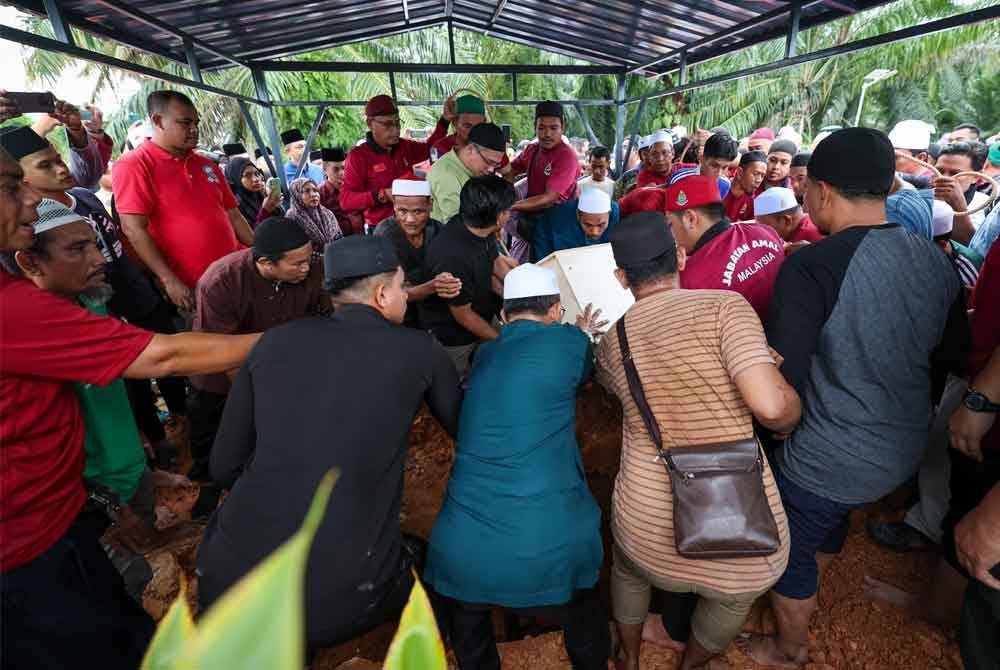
576, 303, 609, 336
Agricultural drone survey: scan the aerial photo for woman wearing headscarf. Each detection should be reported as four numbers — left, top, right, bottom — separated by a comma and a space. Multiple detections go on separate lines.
225, 157, 282, 228
287, 177, 344, 257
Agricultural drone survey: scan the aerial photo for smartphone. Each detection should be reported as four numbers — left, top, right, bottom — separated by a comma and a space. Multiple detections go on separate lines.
6, 91, 55, 114
266, 177, 281, 197
79, 108, 93, 121
502, 124, 511, 147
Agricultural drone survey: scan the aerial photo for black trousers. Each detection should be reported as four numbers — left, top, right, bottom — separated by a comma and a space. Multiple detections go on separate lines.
186, 388, 229, 468
941, 447, 1000, 578
437, 588, 610, 670
1, 511, 154, 670
961, 578, 1000, 670
123, 299, 188, 443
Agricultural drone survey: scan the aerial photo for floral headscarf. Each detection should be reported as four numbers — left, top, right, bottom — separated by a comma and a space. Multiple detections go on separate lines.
286, 177, 343, 255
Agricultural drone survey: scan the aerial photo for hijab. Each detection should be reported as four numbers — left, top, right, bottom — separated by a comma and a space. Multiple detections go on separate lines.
286, 177, 344, 255
225, 157, 280, 226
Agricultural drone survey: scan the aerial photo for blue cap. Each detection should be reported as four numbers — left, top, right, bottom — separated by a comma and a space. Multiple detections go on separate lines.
885, 189, 933, 240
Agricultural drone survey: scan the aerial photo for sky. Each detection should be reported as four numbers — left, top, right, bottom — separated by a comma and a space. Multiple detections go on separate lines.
1, 6, 140, 116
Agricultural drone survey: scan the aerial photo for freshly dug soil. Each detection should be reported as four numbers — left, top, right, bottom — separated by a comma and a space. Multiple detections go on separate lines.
141, 383, 961, 669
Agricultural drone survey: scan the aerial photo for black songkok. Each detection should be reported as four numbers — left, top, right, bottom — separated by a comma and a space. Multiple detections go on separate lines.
253, 217, 311, 257
0, 126, 49, 160
610, 211, 677, 266
808, 127, 894, 194
324, 235, 400, 291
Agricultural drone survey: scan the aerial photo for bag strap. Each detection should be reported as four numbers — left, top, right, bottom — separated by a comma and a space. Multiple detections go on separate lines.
616, 318, 674, 474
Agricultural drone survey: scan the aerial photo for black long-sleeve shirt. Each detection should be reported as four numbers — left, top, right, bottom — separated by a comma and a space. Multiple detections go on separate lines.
197, 304, 461, 640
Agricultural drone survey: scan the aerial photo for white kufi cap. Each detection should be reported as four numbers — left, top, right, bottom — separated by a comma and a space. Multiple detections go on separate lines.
34, 198, 87, 234
932, 200, 954, 237
888, 120, 935, 151
503, 263, 560, 300
637, 135, 653, 150
649, 130, 674, 147
754, 187, 799, 217
391, 179, 432, 197
578, 188, 611, 214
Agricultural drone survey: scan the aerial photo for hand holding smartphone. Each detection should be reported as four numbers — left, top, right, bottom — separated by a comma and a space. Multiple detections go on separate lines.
266, 177, 282, 198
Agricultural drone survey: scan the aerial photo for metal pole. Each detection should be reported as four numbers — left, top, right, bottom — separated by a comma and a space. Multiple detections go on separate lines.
183, 38, 203, 84
573, 103, 600, 147
853, 82, 870, 127
238, 100, 278, 178
296, 105, 328, 180
678, 50, 687, 86
785, 3, 802, 59
511, 73, 518, 102
389, 71, 398, 100
42, 0, 75, 46
251, 68, 290, 191
614, 74, 626, 177
447, 21, 456, 64
624, 96, 648, 170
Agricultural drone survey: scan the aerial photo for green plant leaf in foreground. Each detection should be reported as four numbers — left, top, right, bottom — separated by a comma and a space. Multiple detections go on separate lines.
383, 573, 447, 670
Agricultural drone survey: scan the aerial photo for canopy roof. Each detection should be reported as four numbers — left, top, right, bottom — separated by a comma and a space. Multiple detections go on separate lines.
8, 0, 892, 74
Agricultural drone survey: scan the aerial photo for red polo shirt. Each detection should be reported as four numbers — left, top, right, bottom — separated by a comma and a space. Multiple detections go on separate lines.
680, 221, 786, 323
789, 214, 825, 243
723, 188, 756, 222
636, 167, 671, 189
113, 141, 240, 288
619, 187, 667, 218
340, 120, 449, 227
0, 275, 154, 572
970, 242, 1000, 453
509, 141, 580, 202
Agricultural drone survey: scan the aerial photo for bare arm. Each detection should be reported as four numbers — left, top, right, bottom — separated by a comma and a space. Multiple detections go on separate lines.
733, 362, 802, 434
955, 480, 1000, 590
448, 303, 499, 341
511, 190, 561, 213
119, 213, 193, 311
122, 332, 261, 379
227, 207, 255, 246
949, 345, 1000, 462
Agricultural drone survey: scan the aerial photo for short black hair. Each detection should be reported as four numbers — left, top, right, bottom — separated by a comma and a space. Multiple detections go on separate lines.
692, 202, 726, 224
810, 176, 890, 202
953, 123, 981, 137
674, 136, 693, 159
740, 150, 768, 168
589, 145, 611, 161
928, 142, 943, 160
326, 270, 397, 297
147, 90, 195, 117
703, 133, 738, 161
0, 228, 55, 275
459, 175, 516, 230
503, 294, 560, 317
969, 141, 988, 171
621, 248, 678, 288
938, 141, 976, 164
791, 152, 811, 168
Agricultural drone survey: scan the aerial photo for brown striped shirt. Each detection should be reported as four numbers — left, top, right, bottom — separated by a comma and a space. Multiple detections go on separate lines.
596, 289, 789, 595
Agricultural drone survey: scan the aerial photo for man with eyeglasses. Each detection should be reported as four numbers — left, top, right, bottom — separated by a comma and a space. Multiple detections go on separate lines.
340, 94, 453, 230
374, 179, 463, 327
428, 122, 507, 224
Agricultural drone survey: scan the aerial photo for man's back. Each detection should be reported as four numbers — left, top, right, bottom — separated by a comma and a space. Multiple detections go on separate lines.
428, 149, 472, 224
767, 224, 961, 505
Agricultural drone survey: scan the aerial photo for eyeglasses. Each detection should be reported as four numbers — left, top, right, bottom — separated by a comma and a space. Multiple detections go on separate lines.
473, 144, 503, 169
371, 118, 402, 129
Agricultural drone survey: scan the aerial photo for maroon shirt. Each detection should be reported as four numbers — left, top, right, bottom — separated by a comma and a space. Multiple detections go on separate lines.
970, 241, 1000, 453
339, 119, 449, 227
789, 214, 825, 243
191, 249, 329, 394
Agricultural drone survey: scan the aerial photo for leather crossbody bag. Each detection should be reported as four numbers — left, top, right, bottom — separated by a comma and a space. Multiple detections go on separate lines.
616, 318, 780, 559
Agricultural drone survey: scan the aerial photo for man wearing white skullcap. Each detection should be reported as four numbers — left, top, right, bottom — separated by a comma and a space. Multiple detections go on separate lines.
373, 178, 462, 326
615, 134, 656, 200
929, 199, 980, 289
888, 120, 936, 178
424, 261, 609, 670
532, 186, 621, 260
636, 129, 676, 189
754, 186, 824, 245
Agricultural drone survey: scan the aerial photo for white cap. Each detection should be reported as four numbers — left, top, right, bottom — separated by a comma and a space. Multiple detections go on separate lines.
127, 121, 152, 148
888, 120, 935, 151
671, 125, 688, 139
649, 130, 673, 147
932, 200, 954, 237
503, 263, 560, 300
754, 187, 799, 217
391, 179, 431, 197
34, 198, 87, 234
578, 188, 611, 214
777, 125, 803, 147
637, 135, 653, 150
811, 131, 833, 151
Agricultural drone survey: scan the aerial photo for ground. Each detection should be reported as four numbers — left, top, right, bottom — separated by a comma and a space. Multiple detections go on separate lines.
133, 383, 962, 669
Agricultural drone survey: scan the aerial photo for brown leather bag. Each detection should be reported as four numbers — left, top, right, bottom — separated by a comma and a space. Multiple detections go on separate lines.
616, 318, 780, 559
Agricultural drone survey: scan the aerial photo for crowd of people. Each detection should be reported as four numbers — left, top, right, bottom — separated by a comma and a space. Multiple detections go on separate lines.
1, 84, 999, 670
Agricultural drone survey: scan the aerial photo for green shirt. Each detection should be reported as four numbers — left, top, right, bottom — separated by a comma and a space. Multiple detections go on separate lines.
428, 148, 474, 224
75, 301, 146, 503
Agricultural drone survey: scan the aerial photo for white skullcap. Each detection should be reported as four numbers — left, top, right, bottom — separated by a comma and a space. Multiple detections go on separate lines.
127, 121, 152, 148
778, 125, 803, 147
671, 125, 688, 139
503, 263, 560, 300
637, 135, 653, 150
888, 120, 935, 151
649, 130, 673, 147
391, 179, 431, 197
811, 131, 833, 151
578, 188, 611, 214
932, 200, 954, 237
754, 187, 799, 217
34, 198, 87, 234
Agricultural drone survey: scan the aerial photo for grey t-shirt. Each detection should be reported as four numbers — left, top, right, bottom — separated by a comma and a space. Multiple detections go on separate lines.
766, 223, 962, 505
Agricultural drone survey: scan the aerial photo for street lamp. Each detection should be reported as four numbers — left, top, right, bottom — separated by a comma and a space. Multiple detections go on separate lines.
854, 68, 897, 127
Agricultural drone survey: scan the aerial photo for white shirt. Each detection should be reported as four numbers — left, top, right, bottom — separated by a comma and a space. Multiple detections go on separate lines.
577, 176, 615, 199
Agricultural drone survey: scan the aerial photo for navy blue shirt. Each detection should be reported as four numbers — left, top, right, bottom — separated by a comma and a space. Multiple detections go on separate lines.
532, 198, 620, 261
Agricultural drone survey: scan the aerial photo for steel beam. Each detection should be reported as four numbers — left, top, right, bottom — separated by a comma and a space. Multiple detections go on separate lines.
238, 100, 278, 180
511, 73, 518, 102
183, 38, 202, 84
447, 20, 456, 64
573, 103, 600, 147
625, 5, 1000, 103
489, 0, 508, 27
87, 0, 245, 68
402, 0, 410, 22
295, 105, 328, 180
613, 74, 626, 177
678, 49, 687, 87
254, 61, 627, 75
624, 96, 648, 170
0, 25, 262, 104
42, 0, 75, 46
270, 98, 618, 108
785, 2, 802, 59
251, 69, 290, 191
389, 71, 398, 101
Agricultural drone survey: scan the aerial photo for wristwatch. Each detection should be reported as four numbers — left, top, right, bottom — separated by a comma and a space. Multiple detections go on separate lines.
964, 387, 1000, 413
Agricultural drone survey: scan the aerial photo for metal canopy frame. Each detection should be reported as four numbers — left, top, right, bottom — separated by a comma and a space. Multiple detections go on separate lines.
2, 1, 998, 180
